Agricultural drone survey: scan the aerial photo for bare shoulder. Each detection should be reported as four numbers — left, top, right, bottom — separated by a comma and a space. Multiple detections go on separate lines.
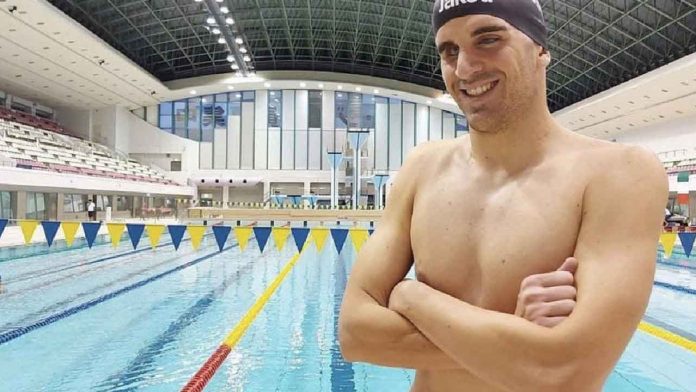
570, 134, 668, 202
402, 137, 464, 174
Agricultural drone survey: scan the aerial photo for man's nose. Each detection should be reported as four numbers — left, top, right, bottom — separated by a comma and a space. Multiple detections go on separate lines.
455, 52, 484, 81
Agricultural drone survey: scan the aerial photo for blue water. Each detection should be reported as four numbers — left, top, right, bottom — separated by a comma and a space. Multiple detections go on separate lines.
0, 234, 694, 391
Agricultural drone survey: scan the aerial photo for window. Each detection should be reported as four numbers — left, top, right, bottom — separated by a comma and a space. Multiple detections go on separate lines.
96, 195, 110, 211
159, 102, 173, 130
214, 94, 228, 128
308, 91, 322, 128
268, 90, 282, 128
116, 196, 133, 211
455, 114, 469, 133
242, 91, 255, 102
347, 93, 362, 129
335, 92, 348, 129
174, 100, 187, 138
26, 192, 53, 220
188, 97, 201, 141
11, 100, 31, 113
63, 194, 87, 213
361, 94, 376, 129
0, 191, 13, 219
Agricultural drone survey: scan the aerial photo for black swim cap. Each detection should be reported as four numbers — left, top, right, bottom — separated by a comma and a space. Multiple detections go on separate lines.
432, 0, 548, 49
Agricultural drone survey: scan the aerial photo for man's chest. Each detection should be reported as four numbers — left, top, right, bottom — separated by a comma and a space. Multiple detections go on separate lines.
409, 171, 585, 311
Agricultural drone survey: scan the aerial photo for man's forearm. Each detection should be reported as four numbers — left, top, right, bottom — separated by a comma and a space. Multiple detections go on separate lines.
339, 290, 461, 369
391, 281, 574, 392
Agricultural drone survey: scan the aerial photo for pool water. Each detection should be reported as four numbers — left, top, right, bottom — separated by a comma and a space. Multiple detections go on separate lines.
0, 233, 694, 391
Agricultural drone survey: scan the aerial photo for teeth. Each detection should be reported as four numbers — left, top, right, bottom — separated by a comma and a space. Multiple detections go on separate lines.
466, 82, 494, 97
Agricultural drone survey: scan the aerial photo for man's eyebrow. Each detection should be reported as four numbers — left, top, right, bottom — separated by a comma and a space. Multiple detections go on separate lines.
437, 41, 455, 54
472, 25, 508, 36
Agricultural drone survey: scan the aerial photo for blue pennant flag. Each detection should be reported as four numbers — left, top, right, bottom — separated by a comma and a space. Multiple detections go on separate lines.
0, 219, 7, 240
253, 227, 272, 253
126, 223, 145, 249
168, 225, 187, 250
368, 229, 374, 236
678, 233, 696, 258
41, 221, 61, 247
331, 228, 349, 253
212, 225, 232, 252
291, 228, 310, 251
81, 222, 102, 248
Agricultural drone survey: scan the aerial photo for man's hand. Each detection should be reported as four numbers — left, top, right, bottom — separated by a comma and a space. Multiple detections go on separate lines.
514, 257, 578, 327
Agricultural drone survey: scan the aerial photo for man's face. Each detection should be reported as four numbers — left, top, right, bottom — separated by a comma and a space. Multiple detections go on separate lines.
435, 15, 549, 132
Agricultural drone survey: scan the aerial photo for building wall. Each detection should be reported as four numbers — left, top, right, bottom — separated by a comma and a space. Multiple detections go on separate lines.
153, 88, 469, 174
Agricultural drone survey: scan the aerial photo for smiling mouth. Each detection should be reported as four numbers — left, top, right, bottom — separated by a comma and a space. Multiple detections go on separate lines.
461, 80, 499, 98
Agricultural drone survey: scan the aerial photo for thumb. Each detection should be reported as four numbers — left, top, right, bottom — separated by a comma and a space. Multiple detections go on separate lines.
557, 257, 578, 274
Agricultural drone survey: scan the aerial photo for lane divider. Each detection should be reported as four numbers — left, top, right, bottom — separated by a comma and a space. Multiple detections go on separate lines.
0, 244, 237, 346
181, 250, 304, 392
638, 321, 696, 354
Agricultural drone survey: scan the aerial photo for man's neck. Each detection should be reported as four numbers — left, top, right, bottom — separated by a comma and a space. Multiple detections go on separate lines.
468, 108, 561, 175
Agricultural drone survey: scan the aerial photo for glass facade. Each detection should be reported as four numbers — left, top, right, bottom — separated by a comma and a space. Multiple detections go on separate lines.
0, 191, 13, 220
154, 89, 466, 172
26, 192, 57, 221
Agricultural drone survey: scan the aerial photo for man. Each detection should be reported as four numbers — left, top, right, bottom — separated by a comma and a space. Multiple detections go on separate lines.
87, 199, 96, 221
338, 1, 667, 391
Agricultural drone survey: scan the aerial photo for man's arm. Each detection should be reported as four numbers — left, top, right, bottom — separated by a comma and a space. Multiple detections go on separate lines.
338, 145, 462, 369
389, 147, 668, 391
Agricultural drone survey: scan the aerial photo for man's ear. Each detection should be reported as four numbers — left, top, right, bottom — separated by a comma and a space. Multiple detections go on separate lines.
540, 47, 551, 67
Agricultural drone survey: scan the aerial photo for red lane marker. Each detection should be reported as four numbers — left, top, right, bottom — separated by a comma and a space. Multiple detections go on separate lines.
181, 345, 232, 392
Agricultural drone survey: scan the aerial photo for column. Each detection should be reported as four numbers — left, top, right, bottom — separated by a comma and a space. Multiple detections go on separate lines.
222, 185, 230, 208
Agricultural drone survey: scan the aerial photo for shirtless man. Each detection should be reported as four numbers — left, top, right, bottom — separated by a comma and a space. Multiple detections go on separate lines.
338, 1, 667, 391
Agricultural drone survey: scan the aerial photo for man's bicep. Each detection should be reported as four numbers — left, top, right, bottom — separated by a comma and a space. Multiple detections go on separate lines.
562, 148, 667, 375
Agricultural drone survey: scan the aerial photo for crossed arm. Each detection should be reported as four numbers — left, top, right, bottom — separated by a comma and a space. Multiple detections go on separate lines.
338, 146, 667, 391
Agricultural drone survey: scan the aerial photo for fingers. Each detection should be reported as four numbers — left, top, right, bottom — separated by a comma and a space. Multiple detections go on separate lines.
525, 299, 576, 320
535, 316, 567, 328
556, 257, 578, 274
522, 270, 574, 288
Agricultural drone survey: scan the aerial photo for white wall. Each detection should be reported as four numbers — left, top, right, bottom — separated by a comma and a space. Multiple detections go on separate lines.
55, 107, 91, 140
125, 111, 200, 176
614, 113, 696, 157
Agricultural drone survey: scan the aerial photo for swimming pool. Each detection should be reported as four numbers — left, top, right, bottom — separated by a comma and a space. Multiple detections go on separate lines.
0, 230, 694, 391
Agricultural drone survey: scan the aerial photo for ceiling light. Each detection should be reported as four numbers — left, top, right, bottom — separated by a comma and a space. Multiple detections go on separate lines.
355, 87, 362, 91
216, 0, 223, 2
239, 47, 247, 53
202, 98, 207, 103
243, 55, 251, 62
231, 63, 239, 70
300, 82, 306, 87
220, 6, 229, 14
373, 89, 379, 94
426, 100, 433, 105
337, 85, 343, 90
228, 85, 235, 90
264, 82, 271, 88
226, 55, 235, 62
206, 16, 215, 25
236, 93, 242, 98
195, 0, 202, 2
218, 37, 225, 44
225, 17, 234, 25
235, 37, 243, 44
318, 83, 324, 88
190, 90, 197, 95
212, 28, 221, 35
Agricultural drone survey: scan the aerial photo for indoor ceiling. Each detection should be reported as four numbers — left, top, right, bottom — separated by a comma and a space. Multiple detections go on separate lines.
46, 0, 696, 112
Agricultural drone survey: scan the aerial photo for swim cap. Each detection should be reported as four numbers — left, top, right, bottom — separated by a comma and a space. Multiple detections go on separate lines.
432, 0, 548, 49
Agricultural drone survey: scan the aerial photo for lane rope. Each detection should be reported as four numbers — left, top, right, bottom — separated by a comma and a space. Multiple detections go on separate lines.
180, 250, 304, 392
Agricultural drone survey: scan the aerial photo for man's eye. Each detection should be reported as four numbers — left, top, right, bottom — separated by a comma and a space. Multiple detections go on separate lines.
479, 37, 499, 45
445, 46, 459, 56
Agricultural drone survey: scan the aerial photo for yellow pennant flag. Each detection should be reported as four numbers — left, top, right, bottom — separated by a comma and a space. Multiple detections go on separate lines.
234, 227, 253, 251
350, 228, 370, 252
18, 220, 38, 244
187, 225, 206, 250
311, 227, 330, 252
145, 225, 166, 249
272, 227, 291, 251
107, 223, 126, 248
659, 233, 678, 259
61, 222, 80, 247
